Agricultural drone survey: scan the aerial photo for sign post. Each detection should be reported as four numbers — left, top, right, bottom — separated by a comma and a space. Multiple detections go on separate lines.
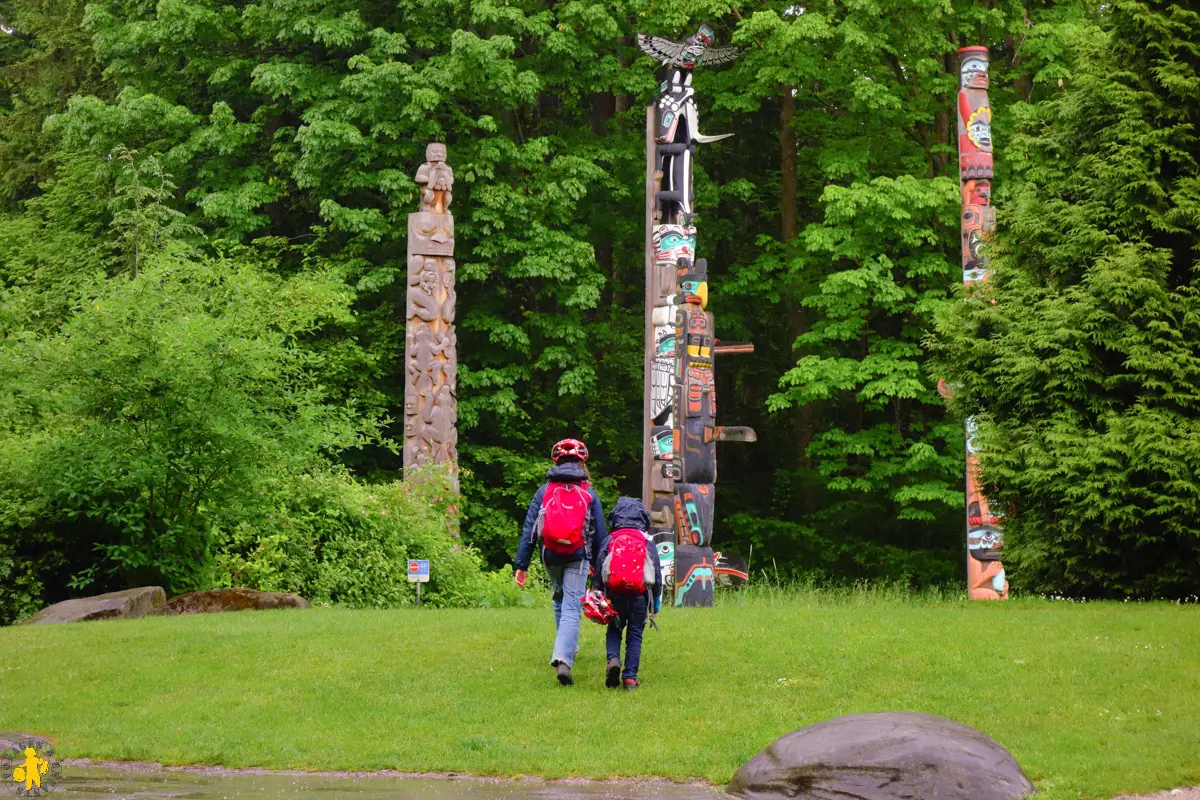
407, 559, 430, 607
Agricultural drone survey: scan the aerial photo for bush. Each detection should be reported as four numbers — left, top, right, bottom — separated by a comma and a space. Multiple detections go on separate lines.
214, 467, 522, 609
0, 247, 376, 615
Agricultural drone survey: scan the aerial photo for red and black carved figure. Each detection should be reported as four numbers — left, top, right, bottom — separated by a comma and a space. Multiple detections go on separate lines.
955, 47, 1007, 599
957, 47, 994, 183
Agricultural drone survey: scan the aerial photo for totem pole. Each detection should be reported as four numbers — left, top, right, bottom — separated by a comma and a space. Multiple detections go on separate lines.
405, 143, 459, 492
639, 25, 755, 607
955, 47, 1007, 599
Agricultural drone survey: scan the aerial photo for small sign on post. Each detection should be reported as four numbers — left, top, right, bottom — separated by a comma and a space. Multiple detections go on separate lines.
407, 559, 430, 607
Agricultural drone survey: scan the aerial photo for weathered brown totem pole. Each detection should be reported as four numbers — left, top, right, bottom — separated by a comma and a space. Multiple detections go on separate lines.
405, 143, 459, 491
639, 25, 754, 607
954, 47, 1007, 599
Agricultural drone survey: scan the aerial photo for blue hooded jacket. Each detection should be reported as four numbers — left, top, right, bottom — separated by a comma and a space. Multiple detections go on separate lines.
514, 461, 608, 571
596, 496, 663, 613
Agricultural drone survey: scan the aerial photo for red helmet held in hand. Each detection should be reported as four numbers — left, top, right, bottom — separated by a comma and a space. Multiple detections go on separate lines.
581, 589, 617, 626
551, 438, 589, 464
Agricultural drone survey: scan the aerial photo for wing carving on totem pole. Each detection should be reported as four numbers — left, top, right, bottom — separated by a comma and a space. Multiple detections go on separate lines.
638, 34, 742, 67
700, 45, 741, 66
637, 34, 689, 64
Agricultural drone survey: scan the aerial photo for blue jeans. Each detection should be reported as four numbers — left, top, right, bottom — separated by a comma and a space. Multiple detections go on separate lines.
545, 559, 589, 667
606, 593, 648, 680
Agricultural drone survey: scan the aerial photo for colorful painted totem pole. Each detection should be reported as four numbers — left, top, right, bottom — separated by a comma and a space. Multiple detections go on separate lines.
639, 25, 754, 607
405, 143, 459, 492
955, 47, 1007, 599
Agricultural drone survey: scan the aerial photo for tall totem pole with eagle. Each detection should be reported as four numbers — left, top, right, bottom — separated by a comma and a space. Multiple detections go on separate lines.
639, 24, 755, 607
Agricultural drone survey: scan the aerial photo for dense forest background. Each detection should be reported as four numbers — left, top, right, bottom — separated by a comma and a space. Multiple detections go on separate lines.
1, 0, 1196, 623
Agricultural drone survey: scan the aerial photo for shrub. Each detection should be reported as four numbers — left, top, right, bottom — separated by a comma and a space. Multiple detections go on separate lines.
0, 247, 377, 613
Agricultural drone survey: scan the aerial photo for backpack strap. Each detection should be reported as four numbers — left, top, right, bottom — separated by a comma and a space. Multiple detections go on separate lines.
581, 482, 594, 563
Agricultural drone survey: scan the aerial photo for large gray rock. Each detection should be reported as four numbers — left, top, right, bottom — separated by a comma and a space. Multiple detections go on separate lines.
26, 587, 166, 624
164, 588, 311, 615
727, 712, 1034, 800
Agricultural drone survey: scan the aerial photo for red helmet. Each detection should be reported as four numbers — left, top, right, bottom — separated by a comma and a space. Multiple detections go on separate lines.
551, 438, 589, 463
581, 590, 617, 625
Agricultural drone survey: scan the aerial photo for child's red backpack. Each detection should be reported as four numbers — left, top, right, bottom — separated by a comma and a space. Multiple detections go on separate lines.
603, 528, 654, 594
536, 481, 592, 555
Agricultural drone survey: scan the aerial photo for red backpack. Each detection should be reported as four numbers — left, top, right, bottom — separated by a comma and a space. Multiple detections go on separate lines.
536, 481, 592, 555
603, 528, 653, 595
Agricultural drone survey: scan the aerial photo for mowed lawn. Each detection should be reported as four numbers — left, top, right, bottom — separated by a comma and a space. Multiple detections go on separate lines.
1, 591, 1197, 799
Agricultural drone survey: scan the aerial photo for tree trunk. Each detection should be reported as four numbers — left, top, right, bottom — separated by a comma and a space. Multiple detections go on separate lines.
781, 86, 816, 514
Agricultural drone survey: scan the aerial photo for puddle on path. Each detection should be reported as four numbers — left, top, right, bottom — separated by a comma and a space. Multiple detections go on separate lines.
58, 765, 723, 800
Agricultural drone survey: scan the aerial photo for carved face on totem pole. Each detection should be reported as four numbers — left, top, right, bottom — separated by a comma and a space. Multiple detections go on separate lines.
680, 25, 714, 68
654, 225, 696, 265
968, 526, 1005, 562
958, 92, 994, 180
419, 263, 438, 298
677, 257, 709, 308
963, 179, 991, 207
960, 54, 989, 90
426, 142, 447, 163
409, 212, 454, 257
656, 539, 676, 585
652, 427, 675, 460
967, 106, 993, 151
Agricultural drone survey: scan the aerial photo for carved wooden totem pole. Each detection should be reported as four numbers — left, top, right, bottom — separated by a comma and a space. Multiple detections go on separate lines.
639, 24, 755, 607
955, 47, 1007, 599
405, 143, 459, 492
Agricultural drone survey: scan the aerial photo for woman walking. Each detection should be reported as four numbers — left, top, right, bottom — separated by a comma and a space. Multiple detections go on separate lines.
513, 439, 608, 685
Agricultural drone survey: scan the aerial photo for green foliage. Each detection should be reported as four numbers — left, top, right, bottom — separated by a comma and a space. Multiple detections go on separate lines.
0, 0, 104, 208
0, 248, 375, 601
931, 0, 1200, 598
215, 467, 525, 609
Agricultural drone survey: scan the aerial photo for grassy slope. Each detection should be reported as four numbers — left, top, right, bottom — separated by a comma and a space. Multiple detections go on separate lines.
1, 591, 1197, 799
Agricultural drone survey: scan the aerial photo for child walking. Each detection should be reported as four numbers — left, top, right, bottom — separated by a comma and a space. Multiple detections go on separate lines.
597, 497, 662, 690
513, 438, 608, 686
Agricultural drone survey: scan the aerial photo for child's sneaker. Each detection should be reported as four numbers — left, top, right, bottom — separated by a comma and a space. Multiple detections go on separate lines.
622, 678, 640, 691
556, 662, 574, 686
606, 658, 621, 688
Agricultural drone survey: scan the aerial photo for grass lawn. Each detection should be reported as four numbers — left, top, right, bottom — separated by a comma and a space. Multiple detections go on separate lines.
1, 589, 1197, 799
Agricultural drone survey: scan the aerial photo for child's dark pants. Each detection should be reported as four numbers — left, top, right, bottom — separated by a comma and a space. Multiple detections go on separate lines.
606, 593, 648, 680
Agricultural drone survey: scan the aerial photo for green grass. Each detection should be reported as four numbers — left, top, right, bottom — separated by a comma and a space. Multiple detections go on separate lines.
1, 588, 1197, 799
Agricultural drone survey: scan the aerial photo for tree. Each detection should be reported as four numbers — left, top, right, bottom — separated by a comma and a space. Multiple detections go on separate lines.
931, 0, 1200, 597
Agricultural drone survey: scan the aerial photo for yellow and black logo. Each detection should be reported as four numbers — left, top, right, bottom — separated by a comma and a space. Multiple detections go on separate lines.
1, 738, 62, 797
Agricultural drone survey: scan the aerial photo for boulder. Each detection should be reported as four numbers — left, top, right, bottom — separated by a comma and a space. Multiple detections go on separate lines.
26, 587, 166, 625
164, 588, 311, 615
727, 712, 1034, 800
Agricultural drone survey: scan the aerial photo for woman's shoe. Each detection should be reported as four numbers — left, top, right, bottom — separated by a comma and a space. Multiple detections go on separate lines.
556, 662, 574, 686
622, 678, 640, 691
606, 658, 621, 688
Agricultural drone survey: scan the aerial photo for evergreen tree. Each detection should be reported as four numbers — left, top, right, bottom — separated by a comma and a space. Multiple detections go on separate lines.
932, 0, 1200, 597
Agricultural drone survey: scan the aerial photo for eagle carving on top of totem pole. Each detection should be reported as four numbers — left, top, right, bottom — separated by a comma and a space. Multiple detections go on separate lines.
638, 23, 741, 150
637, 24, 741, 69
